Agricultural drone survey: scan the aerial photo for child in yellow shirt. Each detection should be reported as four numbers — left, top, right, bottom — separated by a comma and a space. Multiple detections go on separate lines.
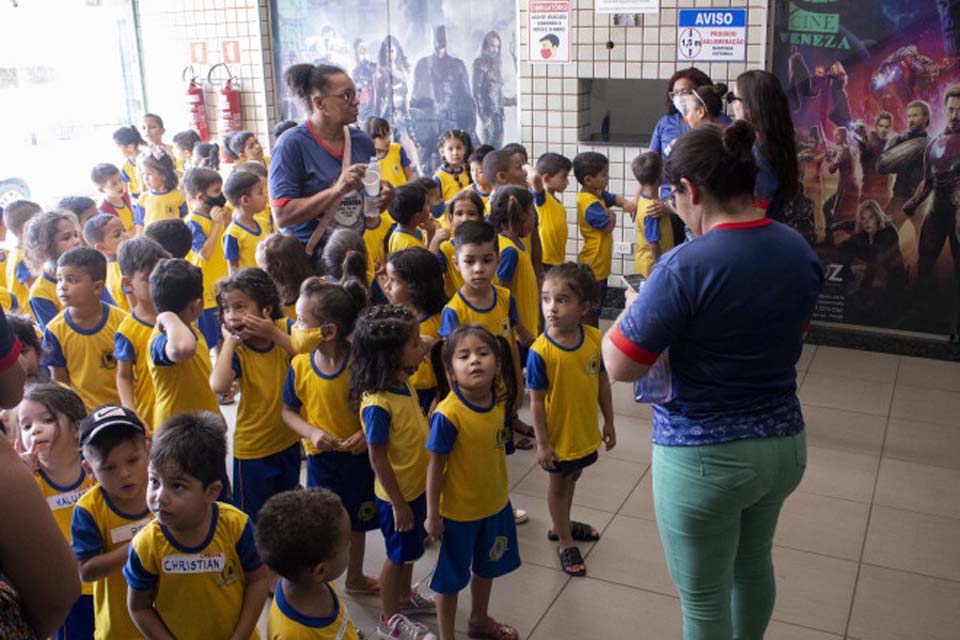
367, 117, 415, 187
82, 215, 129, 312
631, 151, 674, 277
223, 170, 269, 273
533, 152, 573, 271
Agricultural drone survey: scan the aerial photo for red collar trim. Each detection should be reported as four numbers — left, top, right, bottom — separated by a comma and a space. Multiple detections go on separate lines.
306, 120, 345, 159
712, 218, 773, 230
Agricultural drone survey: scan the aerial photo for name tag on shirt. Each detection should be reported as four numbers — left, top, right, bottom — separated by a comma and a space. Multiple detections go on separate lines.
47, 488, 89, 510
110, 517, 154, 545
162, 552, 225, 574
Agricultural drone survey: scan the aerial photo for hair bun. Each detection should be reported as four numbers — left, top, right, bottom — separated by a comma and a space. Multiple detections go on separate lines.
712, 82, 728, 97
721, 120, 757, 161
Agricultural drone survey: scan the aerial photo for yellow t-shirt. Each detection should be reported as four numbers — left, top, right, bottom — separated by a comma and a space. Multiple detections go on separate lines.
634, 195, 675, 277
0, 286, 18, 314
5, 247, 31, 306
537, 190, 568, 267
283, 353, 359, 456
410, 313, 442, 392
72, 485, 153, 640
577, 190, 617, 280
527, 325, 604, 461
282, 301, 298, 323
231, 338, 300, 459
378, 142, 410, 188
387, 227, 426, 255
0, 248, 7, 290
135, 188, 187, 227
428, 389, 510, 521
438, 240, 462, 300
470, 183, 491, 209
147, 325, 221, 429
99, 197, 136, 231
120, 157, 141, 202
36, 468, 96, 596
223, 219, 264, 270
434, 166, 471, 203
114, 312, 157, 432
498, 234, 539, 337
28, 271, 62, 328
124, 503, 261, 640
363, 213, 392, 284
440, 284, 517, 340
106, 260, 130, 313
42, 303, 127, 411
360, 383, 429, 503
184, 212, 230, 310
268, 581, 359, 640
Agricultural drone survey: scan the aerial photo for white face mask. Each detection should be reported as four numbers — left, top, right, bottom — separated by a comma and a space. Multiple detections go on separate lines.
673, 96, 687, 114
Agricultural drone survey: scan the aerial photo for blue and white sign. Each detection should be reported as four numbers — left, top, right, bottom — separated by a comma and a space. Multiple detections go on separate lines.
677, 9, 747, 62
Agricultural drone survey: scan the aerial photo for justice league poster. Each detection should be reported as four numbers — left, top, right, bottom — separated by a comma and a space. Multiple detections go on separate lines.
270, 0, 519, 175
773, 0, 960, 336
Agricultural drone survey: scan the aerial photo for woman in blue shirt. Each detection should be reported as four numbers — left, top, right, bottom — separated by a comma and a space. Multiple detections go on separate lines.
603, 122, 823, 640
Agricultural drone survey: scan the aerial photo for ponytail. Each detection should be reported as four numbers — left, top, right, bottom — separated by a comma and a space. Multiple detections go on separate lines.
665, 121, 758, 203
489, 186, 533, 234
322, 229, 370, 305
284, 63, 345, 112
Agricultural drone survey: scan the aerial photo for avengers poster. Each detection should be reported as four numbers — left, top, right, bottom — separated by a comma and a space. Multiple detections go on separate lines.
270, 0, 519, 175
773, 0, 960, 336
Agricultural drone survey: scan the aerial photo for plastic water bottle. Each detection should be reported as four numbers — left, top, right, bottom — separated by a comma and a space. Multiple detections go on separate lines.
363, 157, 381, 218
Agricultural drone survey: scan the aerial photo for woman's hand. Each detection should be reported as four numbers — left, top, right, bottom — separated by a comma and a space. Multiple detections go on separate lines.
335, 164, 366, 196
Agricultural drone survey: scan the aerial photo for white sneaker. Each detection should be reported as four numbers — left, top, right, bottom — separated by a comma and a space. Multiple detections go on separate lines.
514, 507, 529, 524
377, 613, 437, 640
399, 588, 436, 615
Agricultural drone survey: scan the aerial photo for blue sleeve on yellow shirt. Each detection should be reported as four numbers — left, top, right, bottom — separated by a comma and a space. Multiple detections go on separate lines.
178, 202, 188, 218
133, 203, 145, 226
71, 506, 104, 561
30, 298, 59, 331
41, 329, 65, 368
525, 349, 548, 390
151, 334, 175, 367
231, 352, 242, 380
101, 288, 116, 307
223, 234, 240, 262
281, 367, 300, 408
235, 519, 261, 572
362, 406, 391, 444
123, 546, 157, 591
432, 176, 442, 191
507, 294, 519, 327
186, 220, 207, 254
15, 261, 31, 284
437, 251, 447, 274
585, 202, 609, 230
439, 307, 459, 337
602, 191, 618, 208
644, 215, 661, 243
426, 412, 458, 455
498, 247, 519, 283
114, 333, 135, 362
533, 190, 546, 207
399, 146, 411, 167
9, 293, 18, 313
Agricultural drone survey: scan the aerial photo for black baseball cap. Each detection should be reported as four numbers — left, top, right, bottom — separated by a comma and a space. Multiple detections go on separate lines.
79, 404, 146, 447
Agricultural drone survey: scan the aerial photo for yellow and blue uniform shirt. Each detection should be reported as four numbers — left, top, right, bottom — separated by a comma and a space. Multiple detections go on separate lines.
377, 142, 412, 188
185, 211, 230, 310
36, 468, 96, 597
268, 580, 359, 640
41, 303, 127, 410
526, 325, 605, 461
497, 234, 539, 337
282, 300, 298, 323
106, 260, 130, 313
360, 383, 430, 503
148, 325, 221, 429
71, 485, 153, 640
433, 166, 471, 203
634, 194, 674, 277
98, 194, 136, 231
223, 219, 264, 270
470, 183, 491, 209
363, 212, 392, 285
120, 157, 141, 202
0, 286, 19, 314
123, 502, 262, 640
437, 239, 463, 300
28, 271, 61, 330
410, 312, 442, 395
439, 284, 518, 340
0, 247, 6, 290
114, 312, 157, 431
536, 190, 568, 267
283, 354, 360, 456
577, 190, 619, 280
5, 247, 31, 306
427, 388, 510, 521
133, 188, 188, 227
387, 227, 426, 255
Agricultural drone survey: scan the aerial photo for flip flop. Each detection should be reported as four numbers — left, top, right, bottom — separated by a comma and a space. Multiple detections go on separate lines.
547, 521, 600, 542
557, 545, 586, 577
344, 576, 380, 595
467, 618, 519, 640
513, 435, 534, 450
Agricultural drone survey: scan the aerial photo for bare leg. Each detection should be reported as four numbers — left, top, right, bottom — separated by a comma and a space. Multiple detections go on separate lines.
435, 592, 459, 640
380, 558, 405, 619
345, 531, 377, 591
468, 576, 494, 628
399, 562, 415, 602
547, 472, 582, 572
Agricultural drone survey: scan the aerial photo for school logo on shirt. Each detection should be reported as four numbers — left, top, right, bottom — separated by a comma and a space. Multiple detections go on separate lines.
47, 487, 90, 511
218, 559, 239, 588
110, 516, 153, 544
488, 536, 509, 562
100, 350, 118, 371
358, 500, 377, 522
495, 423, 510, 449
165, 205, 176, 217
498, 318, 510, 337
587, 355, 599, 376
162, 552, 225, 574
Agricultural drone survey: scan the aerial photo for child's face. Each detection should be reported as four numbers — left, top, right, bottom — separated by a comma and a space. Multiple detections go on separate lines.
517, 204, 535, 238
125, 268, 153, 309
18, 400, 74, 462
100, 173, 127, 200
450, 199, 483, 230
144, 167, 165, 192
86, 438, 149, 505
383, 262, 413, 307
454, 241, 498, 291
426, 187, 442, 207
449, 332, 497, 394
372, 135, 391, 156
543, 169, 570, 194
117, 143, 139, 159
585, 166, 610, 193
414, 200, 433, 228
440, 138, 466, 168
398, 326, 426, 378
141, 117, 164, 145
199, 182, 224, 208
243, 136, 263, 161
242, 179, 268, 214
470, 160, 491, 191
98, 217, 127, 259
294, 295, 323, 330
175, 145, 192, 163
54, 219, 81, 258
542, 277, 589, 332
220, 288, 262, 339
505, 153, 528, 186
57, 264, 102, 309
19, 346, 41, 377
147, 462, 219, 531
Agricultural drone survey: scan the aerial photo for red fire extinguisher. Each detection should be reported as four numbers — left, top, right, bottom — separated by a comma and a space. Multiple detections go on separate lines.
182, 66, 209, 141
208, 63, 242, 164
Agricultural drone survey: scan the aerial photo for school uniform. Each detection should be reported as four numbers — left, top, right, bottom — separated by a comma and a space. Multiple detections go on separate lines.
410, 312, 442, 415
148, 325, 221, 429
114, 312, 157, 431
106, 260, 130, 313
378, 142, 411, 188
387, 227, 426, 255
497, 234, 539, 336
185, 211, 229, 349
223, 219, 264, 270
133, 188, 187, 227
268, 581, 360, 640
439, 284, 519, 341
536, 190, 568, 268
98, 195, 136, 230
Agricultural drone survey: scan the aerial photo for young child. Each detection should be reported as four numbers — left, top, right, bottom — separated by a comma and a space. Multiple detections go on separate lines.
193, 141, 221, 172
387, 183, 447, 256
351, 304, 437, 640
112, 125, 146, 204
144, 218, 193, 259
7, 313, 43, 379
133, 148, 186, 231
383, 247, 447, 415
631, 152, 674, 277
24, 210, 83, 330
414, 176, 446, 228
438, 190, 484, 299
255, 232, 314, 322
490, 186, 539, 345
534, 152, 573, 272
41, 247, 127, 410
146, 258, 222, 428
123, 412, 270, 639
527, 263, 615, 576
236, 161, 274, 233
172, 129, 201, 174
281, 276, 380, 596
256, 488, 363, 640
467, 145, 495, 207
4, 199, 42, 306
225, 130, 268, 167
140, 113, 171, 154
573, 151, 636, 325
363, 209, 393, 303
223, 170, 268, 273
82, 215, 129, 312
114, 236, 167, 432
426, 326, 521, 640
71, 405, 153, 640
321, 229, 370, 288
91, 164, 136, 231
367, 116, 414, 187
433, 129, 472, 203
484, 146, 544, 279
18, 382, 96, 638
211, 268, 299, 522
183, 167, 231, 351
59, 197, 100, 241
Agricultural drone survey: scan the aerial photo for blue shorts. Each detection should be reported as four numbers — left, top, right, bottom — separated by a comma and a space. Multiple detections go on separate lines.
377, 493, 427, 565
546, 450, 598, 476
233, 443, 301, 522
57, 594, 93, 640
430, 502, 521, 594
198, 306, 221, 350
416, 388, 436, 416
307, 451, 378, 531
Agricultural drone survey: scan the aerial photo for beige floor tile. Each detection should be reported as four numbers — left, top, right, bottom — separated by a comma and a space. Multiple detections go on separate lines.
610, 379, 654, 419
897, 356, 960, 393
774, 491, 870, 561
770, 547, 858, 636
883, 416, 960, 470
511, 494, 616, 570
581, 514, 676, 596
801, 405, 887, 456
808, 346, 900, 384
506, 448, 537, 490
512, 455, 648, 514
796, 343, 817, 372
890, 384, 960, 426
766, 620, 843, 640
619, 468, 655, 520
798, 446, 879, 503
604, 415, 652, 464
874, 457, 960, 519
798, 373, 894, 416
848, 565, 960, 640
863, 505, 960, 581
529, 577, 682, 640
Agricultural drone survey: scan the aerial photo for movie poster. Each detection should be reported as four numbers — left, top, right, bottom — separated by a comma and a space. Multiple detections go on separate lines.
270, 0, 519, 175
773, 0, 960, 336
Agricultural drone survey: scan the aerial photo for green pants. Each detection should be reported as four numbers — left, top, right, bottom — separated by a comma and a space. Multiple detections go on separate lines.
652, 431, 807, 640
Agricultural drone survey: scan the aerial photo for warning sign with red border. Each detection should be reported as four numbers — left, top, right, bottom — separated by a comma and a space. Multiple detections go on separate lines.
677, 9, 747, 62
529, 1, 571, 64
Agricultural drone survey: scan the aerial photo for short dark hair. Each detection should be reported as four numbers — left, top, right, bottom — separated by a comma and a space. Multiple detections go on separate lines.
389, 183, 428, 225
143, 112, 164, 129
540, 34, 560, 47
151, 411, 226, 487
224, 131, 255, 160
482, 149, 513, 186
172, 130, 201, 152
58, 247, 106, 282
144, 219, 192, 259
387, 247, 446, 316
875, 112, 893, 125
181, 167, 223, 200
631, 151, 663, 186
572, 151, 609, 185
223, 170, 261, 207
112, 125, 145, 147
7, 314, 41, 355
149, 258, 203, 313
4, 200, 42, 238
411, 176, 439, 195
57, 196, 96, 219
90, 163, 121, 186
216, 267, 283, 321
535, 152, 573, 177
469, 144, 495, 165
236, 161, 268, 178
365, 116, 391, 138
82, 214, 117, 246
945, 84, 960, 104
453, 219, 497, 252
255, 488, 347, 580
501, 142, 529, 163
117, 236, 169, 277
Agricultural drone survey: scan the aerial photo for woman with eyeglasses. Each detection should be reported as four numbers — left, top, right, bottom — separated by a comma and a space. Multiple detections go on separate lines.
269, 63, 394, 269
677, 83, 729, 129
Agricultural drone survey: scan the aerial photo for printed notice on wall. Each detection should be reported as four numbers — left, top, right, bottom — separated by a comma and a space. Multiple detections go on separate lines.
677, 9, 747, 62
595, 0, 660, 14
529, 1, 571, 64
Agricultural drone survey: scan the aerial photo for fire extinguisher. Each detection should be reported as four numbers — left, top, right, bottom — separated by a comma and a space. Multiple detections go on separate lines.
208, 63, 242, 165
182, 66, 210, 141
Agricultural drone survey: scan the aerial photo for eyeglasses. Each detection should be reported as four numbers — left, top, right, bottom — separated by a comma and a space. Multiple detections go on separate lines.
676, 87, 706, 110
725, 92, 742, 105
323, 89, 358, 104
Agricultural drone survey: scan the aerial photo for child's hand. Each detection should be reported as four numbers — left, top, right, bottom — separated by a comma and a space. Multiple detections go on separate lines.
211, 206, 230, 226
220, 324, 241, 346
421, 216, 438, 234
340, 431, 368, 455
393, 501, 414, 532
310, 430, 339, 452
602, 422, 617, 451
425, 514, 444, 540
373, 261, 387, 278
433, 226, 451, 244
241, 309, 276, 341
537, 442, 559, 470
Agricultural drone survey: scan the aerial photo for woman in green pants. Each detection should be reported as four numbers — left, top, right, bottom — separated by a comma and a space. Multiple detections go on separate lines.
602, 120, 823, 639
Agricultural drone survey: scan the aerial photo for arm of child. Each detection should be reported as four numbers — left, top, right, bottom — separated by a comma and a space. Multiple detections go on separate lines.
281, 406, 340, 452
614, 194, 637, 215
127, 588, 175, 640
242, 310, 294, 356
155, 312, 197, 363
529, 388, 557, 469
599, 371, 616, 451
424, 452, 446, 539
79, 545, 130, 582
228, 564, 270, 640
209, 329, 239, 395
368, 443, 414, 531
403, 166, 416, 181
50, 366, 70, 386
116, 360, 136, 411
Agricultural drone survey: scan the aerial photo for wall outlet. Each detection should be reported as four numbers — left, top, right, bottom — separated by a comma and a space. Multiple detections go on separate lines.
614, 241, 633, 255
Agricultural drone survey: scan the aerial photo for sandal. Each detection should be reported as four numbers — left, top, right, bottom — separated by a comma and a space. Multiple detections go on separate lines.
468, 618, 519, 640
344, 575, 380, 595
513, 435, 534, 450
513, 418, 535, 438
547, 521, 600, 542
557, 545, 586, 577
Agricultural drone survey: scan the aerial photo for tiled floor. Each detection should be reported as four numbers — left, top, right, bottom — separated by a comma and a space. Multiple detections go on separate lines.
232, 343, 960, 639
